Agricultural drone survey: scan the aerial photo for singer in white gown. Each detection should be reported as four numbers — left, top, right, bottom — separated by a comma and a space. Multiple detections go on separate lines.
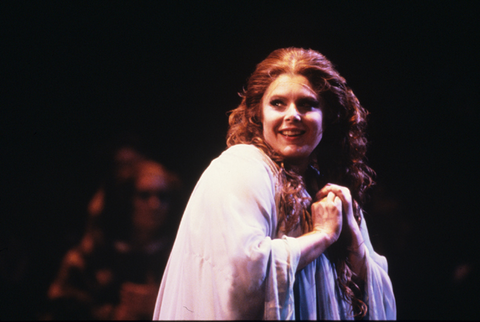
153, 47, 396, 320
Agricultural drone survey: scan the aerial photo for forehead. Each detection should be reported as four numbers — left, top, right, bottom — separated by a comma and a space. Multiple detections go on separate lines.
263, 74, 317, 98
136, 165, 169, 190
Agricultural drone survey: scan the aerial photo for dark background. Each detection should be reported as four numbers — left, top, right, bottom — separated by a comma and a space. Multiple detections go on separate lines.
1, 1, 479, 320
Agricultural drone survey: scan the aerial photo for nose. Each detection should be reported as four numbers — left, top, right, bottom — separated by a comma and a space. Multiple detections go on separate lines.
148, 195, 161, 209
284, 103, 301, 122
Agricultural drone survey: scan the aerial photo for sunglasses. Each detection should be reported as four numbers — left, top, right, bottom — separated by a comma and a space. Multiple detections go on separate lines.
135, 190, 171, 201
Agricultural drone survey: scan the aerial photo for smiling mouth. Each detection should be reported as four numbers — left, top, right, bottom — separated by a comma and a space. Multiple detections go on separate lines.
279, 130, 305, 137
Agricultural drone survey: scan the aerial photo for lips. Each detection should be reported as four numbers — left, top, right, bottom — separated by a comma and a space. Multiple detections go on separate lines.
279, 129, 305, 137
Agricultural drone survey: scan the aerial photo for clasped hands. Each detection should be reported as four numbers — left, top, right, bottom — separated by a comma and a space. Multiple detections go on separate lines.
311, 183, 367, 278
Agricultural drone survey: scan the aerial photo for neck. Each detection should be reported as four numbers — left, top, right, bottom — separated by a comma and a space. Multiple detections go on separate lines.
284, 159, 309, 177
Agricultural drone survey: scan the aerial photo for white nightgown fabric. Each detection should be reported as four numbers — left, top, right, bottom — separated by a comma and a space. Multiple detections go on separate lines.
153, 144, 396, 320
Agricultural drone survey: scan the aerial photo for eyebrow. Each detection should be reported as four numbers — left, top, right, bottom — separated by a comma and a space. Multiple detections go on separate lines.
268, 93, 319, 101
297, 97, 320, 104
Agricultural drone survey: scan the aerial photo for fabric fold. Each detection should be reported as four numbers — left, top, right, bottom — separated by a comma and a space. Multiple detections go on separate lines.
153, 145, 396, 320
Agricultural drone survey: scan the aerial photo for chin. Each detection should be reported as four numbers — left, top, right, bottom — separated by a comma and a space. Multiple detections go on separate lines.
282, 147, 310, 159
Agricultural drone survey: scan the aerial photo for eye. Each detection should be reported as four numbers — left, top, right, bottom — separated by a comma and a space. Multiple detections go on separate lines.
297, 98, 320, 111
270, 99, 285, 108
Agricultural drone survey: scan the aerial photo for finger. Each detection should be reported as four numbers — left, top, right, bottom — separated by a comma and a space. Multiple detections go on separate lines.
316, 183, 343, 201
334, 195, 342, 207
319, 184, 351, 206
316, 183, 334, 200
325, 191, 336, 202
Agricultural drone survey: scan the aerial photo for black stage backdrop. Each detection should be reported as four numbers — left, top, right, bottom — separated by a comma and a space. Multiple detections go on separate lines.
2, 1, 479, 320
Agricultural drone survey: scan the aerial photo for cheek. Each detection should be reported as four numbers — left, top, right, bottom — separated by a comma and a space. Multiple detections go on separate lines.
314, 113, 324, 134
309, 114, 324, 144
262, 117, 278, 144
314, 133, 323, 147
262, 120, 271, 143
261, 110, 273, 136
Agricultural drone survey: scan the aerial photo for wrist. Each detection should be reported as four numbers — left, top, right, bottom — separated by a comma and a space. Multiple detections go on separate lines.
348, 243, 367, 280
311, 228, 338, 246
348, 229, 365, 254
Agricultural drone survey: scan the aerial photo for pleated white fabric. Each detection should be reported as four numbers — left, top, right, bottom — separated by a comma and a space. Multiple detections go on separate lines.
153, 144, 396, 320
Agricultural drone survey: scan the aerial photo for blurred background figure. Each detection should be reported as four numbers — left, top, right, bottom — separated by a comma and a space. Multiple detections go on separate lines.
85, 134, 148, 241
45, 156, 181, 320
88, 146, 146, 218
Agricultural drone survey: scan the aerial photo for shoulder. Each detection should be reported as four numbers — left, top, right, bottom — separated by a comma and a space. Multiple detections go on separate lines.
199, 144, 277, 196
220, 144, 267, 160
215, 144, 277, 174
181, 144, 278, 236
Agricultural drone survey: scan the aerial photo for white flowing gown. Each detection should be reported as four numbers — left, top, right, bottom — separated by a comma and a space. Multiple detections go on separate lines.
153, 144, 396, 320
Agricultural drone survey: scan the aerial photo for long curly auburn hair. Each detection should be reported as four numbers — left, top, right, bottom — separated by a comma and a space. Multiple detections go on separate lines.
226, 47, 375, 318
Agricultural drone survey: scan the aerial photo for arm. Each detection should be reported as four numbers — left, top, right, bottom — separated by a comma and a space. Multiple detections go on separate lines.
316, 183, 396, 319
153, 145, 301, 320
296, 191, 343, 271
315, 184, 367, 279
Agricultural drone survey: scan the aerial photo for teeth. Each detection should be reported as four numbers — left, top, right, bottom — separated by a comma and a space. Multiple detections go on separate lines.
281, 130, 303, 136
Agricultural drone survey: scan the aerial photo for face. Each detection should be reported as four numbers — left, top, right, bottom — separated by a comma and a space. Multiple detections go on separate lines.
114, 147, 144, 182
133, 164, 171, 233
261, 74, 324, 167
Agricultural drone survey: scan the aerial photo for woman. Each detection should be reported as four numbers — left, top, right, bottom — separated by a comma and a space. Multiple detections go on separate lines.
153, 47, 396, 320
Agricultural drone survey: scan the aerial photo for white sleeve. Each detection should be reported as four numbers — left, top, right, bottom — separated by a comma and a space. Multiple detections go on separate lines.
153, 145, 300, 320
360, 212, 397, 320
